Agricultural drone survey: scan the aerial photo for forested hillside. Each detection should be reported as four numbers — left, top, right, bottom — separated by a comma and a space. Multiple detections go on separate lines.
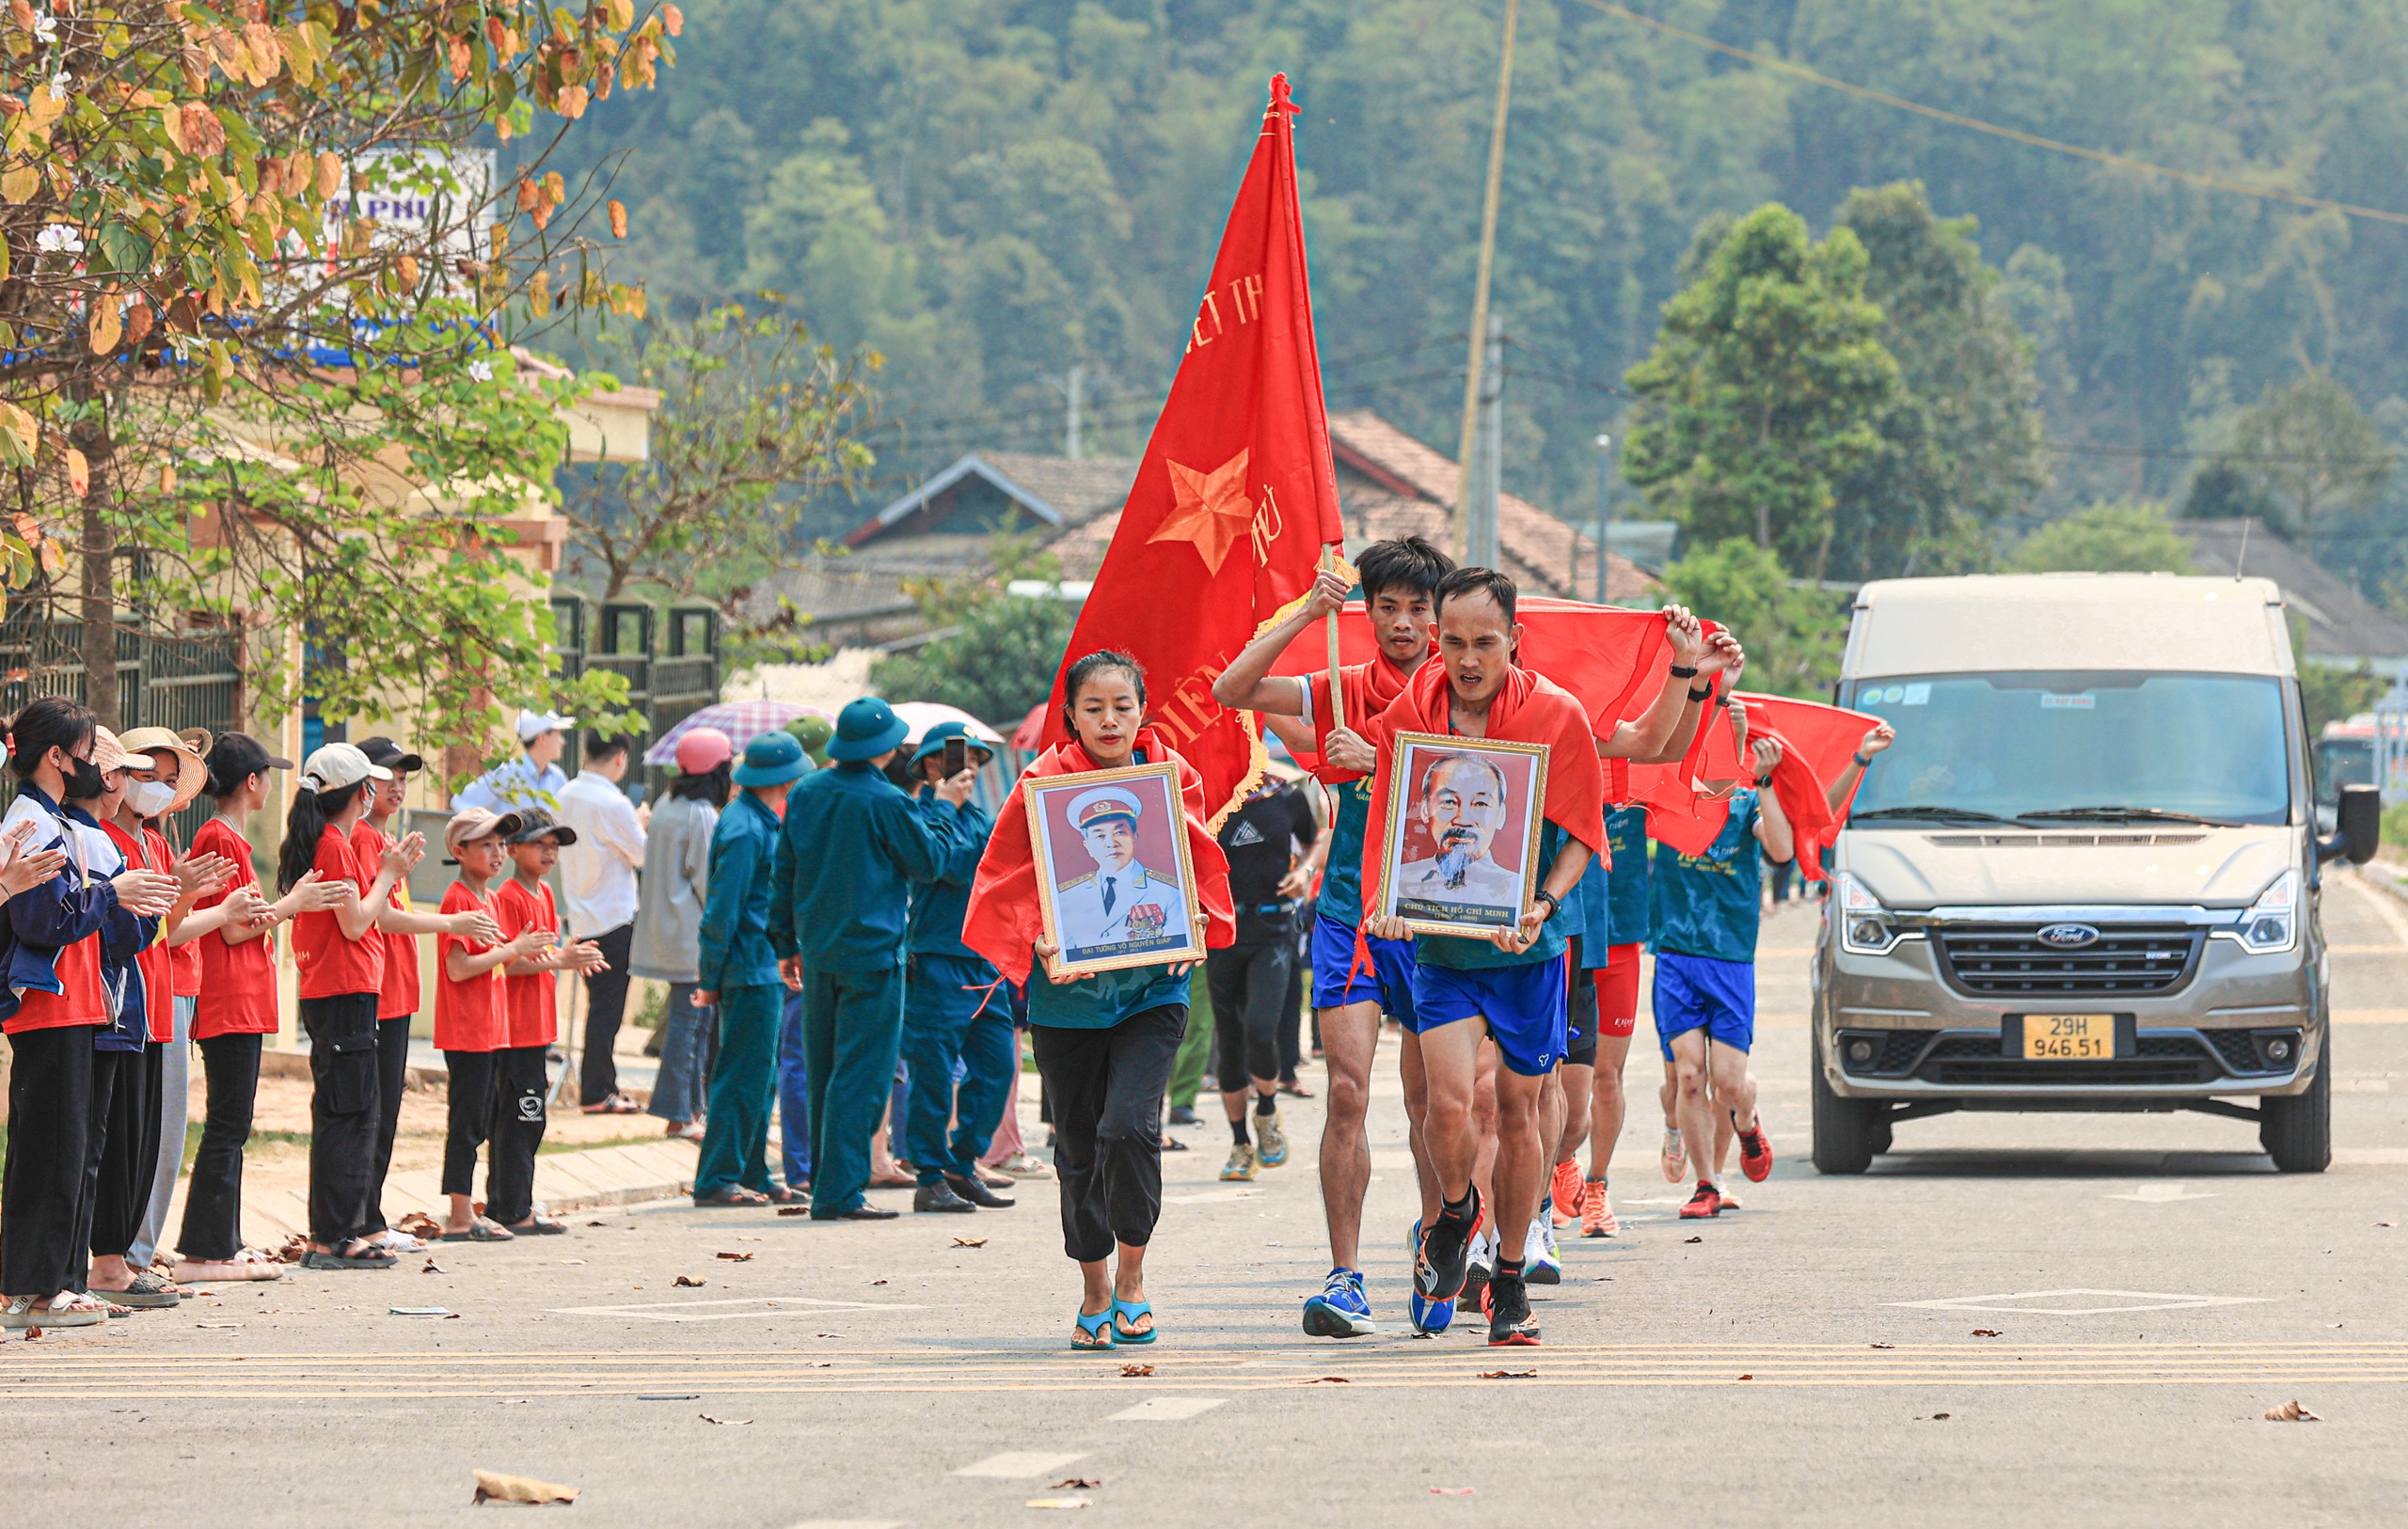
547, 0, 2408, 592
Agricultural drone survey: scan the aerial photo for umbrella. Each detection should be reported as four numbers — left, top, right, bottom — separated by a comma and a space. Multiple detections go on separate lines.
890, 701, 1007, 752
643, 701, 832, 765
1010, 701, 1049, 752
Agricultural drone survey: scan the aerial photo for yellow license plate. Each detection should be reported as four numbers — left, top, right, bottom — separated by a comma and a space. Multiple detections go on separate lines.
2024, 1014, 2115, 1060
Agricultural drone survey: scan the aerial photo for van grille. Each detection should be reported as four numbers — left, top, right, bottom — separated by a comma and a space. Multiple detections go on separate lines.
1934, 925, 2200, 998
1923, 832, 2208, 848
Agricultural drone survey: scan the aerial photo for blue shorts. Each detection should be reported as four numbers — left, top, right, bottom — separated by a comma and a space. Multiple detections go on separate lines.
1408, 956, 1568, 1078
1310, 911, 1418, 1024
1652, 949, 1755, 1061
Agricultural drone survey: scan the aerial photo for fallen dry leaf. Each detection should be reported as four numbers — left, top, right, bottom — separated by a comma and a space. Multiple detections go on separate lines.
421, 1259, 443, 1274
776, 1206, 808, 1218
1972, 1329, 2002, 1338
1931, 1412, 1951, 1421
471, 1470, 578, 1505
715, 1252, 754, 1262
673, 1275, 705, 1288
1049, 1477, 1101, 1490
1024, 1498, 1088, 1510
1684, 1236, 1703, 1244
20, 1327, 40, 1340
2265, 1400, 2322, 1422
1477, 1369, 1536, 1379
558, 1259, 585, 1267
588, 1220, 608, 1227
1304, 1376, 1351, 1384
395, 1211, 442, 1239
1118, 1363, 1154, 1377
1871, 1343, 1895, 1349
195, 1322, 240, 1330
1737, 1374, 1754, 1381
870, 1279, 887, 1285
951, 1237, 989, 1248
275, 1236, 307, 1264
698, 1414, 752, 1426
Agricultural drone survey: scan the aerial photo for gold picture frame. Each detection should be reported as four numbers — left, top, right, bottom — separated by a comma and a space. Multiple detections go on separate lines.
1376, 731, 1551, 939
1024, 760, 1209, 979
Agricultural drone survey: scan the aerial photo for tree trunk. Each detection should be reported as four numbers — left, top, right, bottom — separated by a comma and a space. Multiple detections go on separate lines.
75, 420, 120, 730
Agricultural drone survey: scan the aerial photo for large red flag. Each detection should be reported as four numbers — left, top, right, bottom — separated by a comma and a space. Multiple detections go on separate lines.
1036, 74, 1344, 826
1730, 691, 1883, 880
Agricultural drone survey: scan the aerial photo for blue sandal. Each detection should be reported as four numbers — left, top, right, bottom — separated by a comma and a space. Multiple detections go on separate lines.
1072, 1306, 1116, 1350
1112, 1299, 1157, 1345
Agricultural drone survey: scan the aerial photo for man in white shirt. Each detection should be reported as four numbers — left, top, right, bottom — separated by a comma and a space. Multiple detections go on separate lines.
558, 733, 648, 1112
453, 710, 576, 814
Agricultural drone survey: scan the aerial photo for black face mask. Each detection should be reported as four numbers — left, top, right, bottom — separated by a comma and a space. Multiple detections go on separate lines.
61, 753, 104, 802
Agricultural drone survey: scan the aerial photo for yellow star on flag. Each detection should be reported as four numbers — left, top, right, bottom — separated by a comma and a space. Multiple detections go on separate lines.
1149, 449, 1255, 575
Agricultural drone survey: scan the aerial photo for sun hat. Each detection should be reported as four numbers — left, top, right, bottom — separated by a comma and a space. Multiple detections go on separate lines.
441, 807, 525, 863
827, 698, 910, 763
116, 726, 210, 812
87, 725, 135, 777
907, 720, 992, 774
296, 742, 392, 795
731, 730, 811, 788
673, 726, 736, 776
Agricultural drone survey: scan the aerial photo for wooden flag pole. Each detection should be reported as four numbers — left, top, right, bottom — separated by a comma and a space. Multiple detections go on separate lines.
1323, 544, 1344, 731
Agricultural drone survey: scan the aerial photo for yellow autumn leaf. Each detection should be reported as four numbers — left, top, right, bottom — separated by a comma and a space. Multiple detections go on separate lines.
662, 4, 684, 36
64, 447, 89, 497
316, 150, 343, 200
397, 253, 419, 289
608, 198, 626, 238
0, 401, 35, 467
244, 22, 283, 78
556, 84, 589, 119
528, 269, 551, 316
159, 465, 177, 495
1, 164, 36, 203
89, 298, 121, 355
605, 0, 633, 29
280, 25, 315, 87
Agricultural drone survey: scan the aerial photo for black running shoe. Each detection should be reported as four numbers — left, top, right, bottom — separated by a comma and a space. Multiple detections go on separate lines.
1486, 1269, 1541, 1347
1415, 1187, 1481, 1303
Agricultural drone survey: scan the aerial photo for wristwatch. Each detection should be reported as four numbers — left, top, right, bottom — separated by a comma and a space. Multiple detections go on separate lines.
1687, 683, 1714, 701
1667, 664, 1699, 679
1533, 889, 1560, 918
1852, 751, 1873, 768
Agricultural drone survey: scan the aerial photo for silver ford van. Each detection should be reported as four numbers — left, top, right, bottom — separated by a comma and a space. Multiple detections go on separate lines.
1811, 574, 2378, 1174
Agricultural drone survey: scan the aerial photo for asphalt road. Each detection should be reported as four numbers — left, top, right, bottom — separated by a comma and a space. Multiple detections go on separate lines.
7, 874, 2406, 1526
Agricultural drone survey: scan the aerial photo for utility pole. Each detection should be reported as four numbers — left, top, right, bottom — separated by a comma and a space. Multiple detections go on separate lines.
1463, 316, 1503, 567
1048, 365, 1086, 460
1452, 0, 1520, 563
1594, 433, 1612, 603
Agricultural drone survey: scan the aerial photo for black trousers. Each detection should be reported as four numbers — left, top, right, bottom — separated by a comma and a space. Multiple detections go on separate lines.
367, 1016, 412, 1233
1279, 954, 1305, 1081
2, 1025, 101, 1296
484, 1045, 549, 1225
1031, 1005, 1186, 1264
90, 1040, 163, 1259
440, 1049, 500, 1200
579, 922, 635, 1105
1205, 943, 1290, 1092
178, 1032, 261, 1261
300, 993, 383, 1248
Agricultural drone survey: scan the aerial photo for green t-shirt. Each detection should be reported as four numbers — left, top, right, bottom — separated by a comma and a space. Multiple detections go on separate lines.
1647, 791, 1762, 964
1025, 962, 1193, 1030
1316, 774, 1375, 927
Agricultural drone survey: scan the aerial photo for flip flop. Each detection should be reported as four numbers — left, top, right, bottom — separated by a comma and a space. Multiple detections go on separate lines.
510, 1216, 568, 1235
299, 1249, 397, 1270
692, 1186, 770, 1207
1278, 1080, 1315, 1098
1071, 1306, 1116, 1351
89, 1270, 180, 1309
1112, 1298, 1157, 1345
438, 1220, 515, 1243
765, 1185, 809, 1206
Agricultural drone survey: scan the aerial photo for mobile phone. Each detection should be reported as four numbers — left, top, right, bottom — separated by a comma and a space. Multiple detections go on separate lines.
625, 782, 647, 807
943, 734, 967, 777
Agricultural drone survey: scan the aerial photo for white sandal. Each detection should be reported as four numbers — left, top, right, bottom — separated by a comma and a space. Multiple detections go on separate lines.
3, 1292, 104, 1329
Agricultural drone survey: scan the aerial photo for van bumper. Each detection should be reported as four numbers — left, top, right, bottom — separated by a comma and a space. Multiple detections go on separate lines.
1814, 922, 2324, 1104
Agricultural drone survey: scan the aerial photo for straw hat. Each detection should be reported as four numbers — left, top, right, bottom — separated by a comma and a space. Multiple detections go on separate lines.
117, 726, 210, 813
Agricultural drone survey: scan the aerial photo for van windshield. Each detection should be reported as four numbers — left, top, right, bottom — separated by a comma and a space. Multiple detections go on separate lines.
1844, 671, 2291, 828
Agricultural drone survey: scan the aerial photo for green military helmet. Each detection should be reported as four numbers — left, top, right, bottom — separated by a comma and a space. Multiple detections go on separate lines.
785, 712, 835, 765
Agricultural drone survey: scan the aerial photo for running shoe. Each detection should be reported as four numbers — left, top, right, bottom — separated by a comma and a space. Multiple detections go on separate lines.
1219, 1143, 1257, 1182
1714, 1178, 1741, 1211
1303, 1268, 1376, 1338
1523, 1214, 1561, 1285
1405, 1220, 1458, 1335
1485, 1269, 1541, 1347
1737, 1121, 1774, 1182
1678, 1179, 1722, 1219
1414, 1189, 1481, 1304
1462, 1220, 1495, 1311
1659, 1127, 1687, 1183
1550, 1159, 1584, 1226
1580, 1178, 1618, 1237
1255, 1106, 1290, 1168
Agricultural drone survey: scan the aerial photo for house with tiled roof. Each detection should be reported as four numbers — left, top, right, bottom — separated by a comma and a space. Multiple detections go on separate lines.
761, 411, 1659, 645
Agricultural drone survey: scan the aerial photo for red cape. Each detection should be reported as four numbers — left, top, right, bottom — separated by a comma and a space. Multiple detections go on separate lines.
961, 730, 1236, 986
1359, 659, 1607, 922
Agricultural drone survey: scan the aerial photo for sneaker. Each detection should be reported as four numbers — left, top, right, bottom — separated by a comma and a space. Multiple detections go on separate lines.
1659, 1127, 1687, 1183
1550, 1159, 1584, 1226
1405, 1221, 1457, 1334
1302, 1268, 1376, 1338
1737, 1122, 1774, 1182
1462, 1220, 1495, 1311
1714, 1178, 1742, 1211
1485, 1269, 1541, 1347
1522, 1214, 1561, 1285
1580, 1178, 1618, 1237
1678, 1179, 1721, 1219
1414, 1189, 1481, 1304
1220, 1143, 1257, 1182
1255, 1106, 1289, 1168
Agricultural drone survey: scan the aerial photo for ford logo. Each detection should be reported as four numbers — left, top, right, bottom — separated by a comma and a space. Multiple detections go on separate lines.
2036, 922, 2100, 949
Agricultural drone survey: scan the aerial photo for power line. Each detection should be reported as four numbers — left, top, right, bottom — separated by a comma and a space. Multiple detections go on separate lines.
1567, 0, 2408, 229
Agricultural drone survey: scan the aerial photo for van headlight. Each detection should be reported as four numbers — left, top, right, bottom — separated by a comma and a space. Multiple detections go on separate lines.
2218, 868, 2299, 954
1834, 873, 1915, 955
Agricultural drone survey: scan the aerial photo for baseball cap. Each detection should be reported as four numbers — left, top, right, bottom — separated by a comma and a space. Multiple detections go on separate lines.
442, 807, 525, 862
203, 732, 294, 797
505, 806, 578, 846
358, 735, 425, 774
297, 741, 392, 794
515, 709, 576, 743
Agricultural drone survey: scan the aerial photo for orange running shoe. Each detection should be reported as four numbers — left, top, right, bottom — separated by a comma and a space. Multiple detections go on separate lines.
1678, 1179, 1722, 1219
1737, 1122, 1774, 1183
1549, 1159, 1584, 1225
1580, 1178, 1617, 1237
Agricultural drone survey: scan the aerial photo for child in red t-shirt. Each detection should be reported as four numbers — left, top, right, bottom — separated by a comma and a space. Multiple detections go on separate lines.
432, 808, 551, 1240
484, 809, 605, 1235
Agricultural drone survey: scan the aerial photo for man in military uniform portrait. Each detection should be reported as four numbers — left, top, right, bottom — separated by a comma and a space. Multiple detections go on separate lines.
1052, 783, 1193, 961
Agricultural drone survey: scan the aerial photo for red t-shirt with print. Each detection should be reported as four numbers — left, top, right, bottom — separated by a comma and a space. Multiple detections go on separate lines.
353, 819, 421, 1019
492, 875, 560, 1048
292, 824, 385, 1001
101, 821, 177, 1044
433, 880, 505, 1052
190, 816, 277, 1039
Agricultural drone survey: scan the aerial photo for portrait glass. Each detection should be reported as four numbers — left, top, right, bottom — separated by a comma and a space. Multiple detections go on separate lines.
1025, 761, 1208, 977
1377, 732, 1549, 938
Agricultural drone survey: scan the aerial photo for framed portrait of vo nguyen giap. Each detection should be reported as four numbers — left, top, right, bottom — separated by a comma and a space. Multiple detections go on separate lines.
1025, 760, 1209, 978
1376, 731, 1550, 939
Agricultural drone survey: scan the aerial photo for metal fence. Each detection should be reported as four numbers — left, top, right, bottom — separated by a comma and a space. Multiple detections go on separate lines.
549, 594, 720, 798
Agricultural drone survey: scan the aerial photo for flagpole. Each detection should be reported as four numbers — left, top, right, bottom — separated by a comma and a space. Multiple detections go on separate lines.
1322, 545, 1344, 731
1453, 0, 1521, 562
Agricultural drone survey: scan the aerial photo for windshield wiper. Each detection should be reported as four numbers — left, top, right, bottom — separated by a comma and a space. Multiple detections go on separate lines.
1848, 806, 2032, 827
2016, 805, 2243, 828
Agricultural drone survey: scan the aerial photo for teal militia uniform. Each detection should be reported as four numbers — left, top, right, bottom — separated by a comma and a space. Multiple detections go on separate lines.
900, 790, 1014, 1187
768, 763, 967, 1216
692, 792, 785, 1198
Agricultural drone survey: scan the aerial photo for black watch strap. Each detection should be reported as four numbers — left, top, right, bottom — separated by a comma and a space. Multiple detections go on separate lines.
1667, 664, 1699, 679
1534, 889, 1560, 916
1687, 684, 1714, 701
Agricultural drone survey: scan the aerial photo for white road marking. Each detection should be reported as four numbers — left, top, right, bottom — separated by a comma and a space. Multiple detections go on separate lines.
952, 1451, 1088, 1478
2103, 1182, 2216, 1203
1888, 1288, 2267, 1316
547, 1296, 925, 1323
1165, 1186, 1269, 1205
1109, 1395, 1228, 1421
786, 1521, 903, 1528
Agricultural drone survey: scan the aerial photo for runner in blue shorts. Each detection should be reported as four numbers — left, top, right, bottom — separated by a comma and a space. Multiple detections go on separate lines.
1649, 698, 1795, 1221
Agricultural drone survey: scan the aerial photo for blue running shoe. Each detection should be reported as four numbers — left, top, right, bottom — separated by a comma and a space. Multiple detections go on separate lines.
1405, 1220, 1457, 1335
1302, 1268, 1375, 1338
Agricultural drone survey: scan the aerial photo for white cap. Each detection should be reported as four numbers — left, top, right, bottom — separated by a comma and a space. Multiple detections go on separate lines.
296, 742, 392, 794
515, 709, 576, 743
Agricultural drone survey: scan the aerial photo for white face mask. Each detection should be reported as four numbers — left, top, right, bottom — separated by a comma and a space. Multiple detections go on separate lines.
126, 780, 178, 819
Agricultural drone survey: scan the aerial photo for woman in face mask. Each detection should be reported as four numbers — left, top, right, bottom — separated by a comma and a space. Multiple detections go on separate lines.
0, 699, 180, 1331
99, 732, 240, 1297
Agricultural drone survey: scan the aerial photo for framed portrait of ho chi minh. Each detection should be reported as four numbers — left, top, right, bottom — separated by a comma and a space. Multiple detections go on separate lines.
1025, 760, 1209, 978
1376, 732, 1551, 939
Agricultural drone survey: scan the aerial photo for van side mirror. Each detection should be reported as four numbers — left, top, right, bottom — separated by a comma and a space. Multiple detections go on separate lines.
2319, 783, 2381, 866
